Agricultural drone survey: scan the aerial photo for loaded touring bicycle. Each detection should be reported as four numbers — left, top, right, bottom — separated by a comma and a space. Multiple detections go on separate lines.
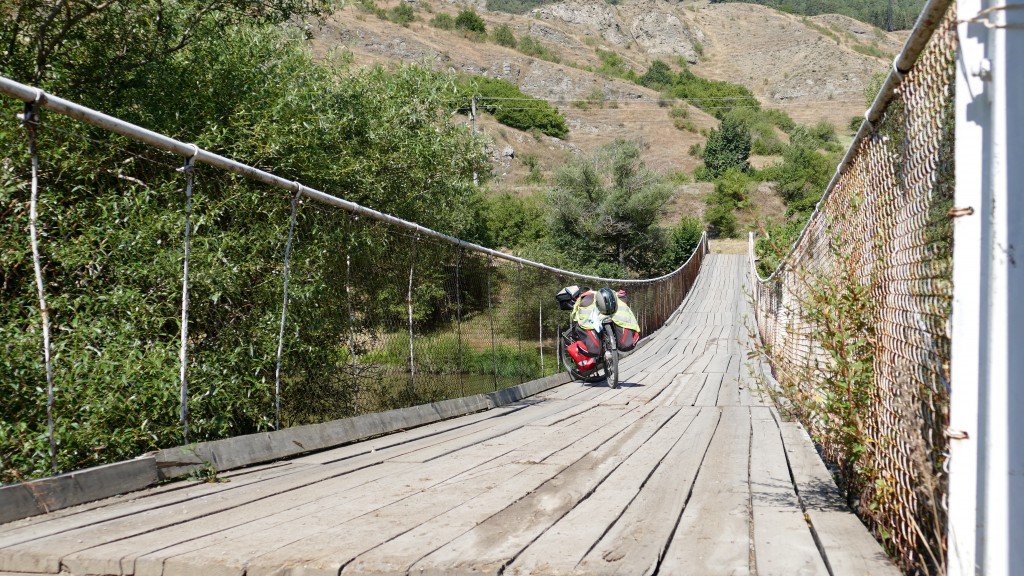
555, 286, 641, 388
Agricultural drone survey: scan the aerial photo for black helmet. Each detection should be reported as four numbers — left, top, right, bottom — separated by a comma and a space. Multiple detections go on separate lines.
596, 287, 618, 315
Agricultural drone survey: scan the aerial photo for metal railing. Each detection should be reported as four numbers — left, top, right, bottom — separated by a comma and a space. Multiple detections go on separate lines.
0, 75, 708, 484
749, 0, 956, 573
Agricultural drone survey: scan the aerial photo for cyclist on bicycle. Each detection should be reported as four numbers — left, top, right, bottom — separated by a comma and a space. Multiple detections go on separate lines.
560, 287, 641, 372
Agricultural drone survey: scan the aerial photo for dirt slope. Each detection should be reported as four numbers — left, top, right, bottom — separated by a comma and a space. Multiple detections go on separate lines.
307, 0, 900, 226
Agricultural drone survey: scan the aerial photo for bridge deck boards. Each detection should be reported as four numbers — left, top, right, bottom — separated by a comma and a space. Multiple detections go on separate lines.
0, 255, 898, 576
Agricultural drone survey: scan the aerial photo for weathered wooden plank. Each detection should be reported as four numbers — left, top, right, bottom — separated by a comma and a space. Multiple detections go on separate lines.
148, 421, 569, 576
705, 353, 733, 373
749, 409, 829, 575
143, 403, 652, 576
780, 423, 901, 576
0, 460, 312, 551
660, 407, 750, 576
718, 374, 743, 406
693, 373, 724, 406
0, 458, 158, 525
663, 373, 704, 407
506, 407, 701, 574
4, 400, 566, 573
66, 461, 413, 576
409, 406, 682, 576
572, 407, 720, 576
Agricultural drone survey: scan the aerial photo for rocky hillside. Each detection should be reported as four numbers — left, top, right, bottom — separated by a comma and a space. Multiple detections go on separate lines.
308, 0, 903, 217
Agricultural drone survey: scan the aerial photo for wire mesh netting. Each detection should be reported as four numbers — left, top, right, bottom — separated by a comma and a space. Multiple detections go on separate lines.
0, 90, 709, 484
750, 4, 956, 574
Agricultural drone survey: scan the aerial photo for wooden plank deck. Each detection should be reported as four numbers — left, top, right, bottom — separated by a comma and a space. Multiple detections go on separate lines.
0, 255, 899, 576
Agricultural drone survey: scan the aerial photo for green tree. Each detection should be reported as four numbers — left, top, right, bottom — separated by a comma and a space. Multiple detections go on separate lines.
455, 8, 487, 33
431, 13, 455, 29
702, 117, 752, 178
389, 2, 415, 25
546, 140, 673, 275
492, 24, 517, 47
659, 217, 704, 271
0, 0, 330, 100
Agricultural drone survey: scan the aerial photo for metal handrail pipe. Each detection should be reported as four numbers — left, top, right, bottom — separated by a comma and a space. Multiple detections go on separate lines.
752, 0, 953, 282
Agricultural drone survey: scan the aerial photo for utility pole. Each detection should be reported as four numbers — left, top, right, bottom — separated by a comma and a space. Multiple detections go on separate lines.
471, 95, 478, 186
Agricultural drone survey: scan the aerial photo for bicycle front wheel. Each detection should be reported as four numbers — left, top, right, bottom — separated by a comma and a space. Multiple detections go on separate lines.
601, 328, 619, 389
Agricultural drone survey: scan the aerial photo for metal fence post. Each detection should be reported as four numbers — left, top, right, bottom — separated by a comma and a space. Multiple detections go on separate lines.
455, 248, 465, 397
23, 98, 57, 474
538, 282, 544, 377
517, 264, 524, 383
178, 151, 198, 443
407, 236, 418, 395
273, 187, 301, 431
345, 215, 358, 413
487, 256, 497, 391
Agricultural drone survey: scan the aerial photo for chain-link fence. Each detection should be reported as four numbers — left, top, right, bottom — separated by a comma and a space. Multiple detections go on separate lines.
0, 76, 708, 484
749, 1, 955, 573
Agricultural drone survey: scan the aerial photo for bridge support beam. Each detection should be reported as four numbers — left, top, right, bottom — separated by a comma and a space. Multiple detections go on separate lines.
950, 1, 1024, 574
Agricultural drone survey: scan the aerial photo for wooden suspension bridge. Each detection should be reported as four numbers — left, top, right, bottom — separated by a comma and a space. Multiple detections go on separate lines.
0, 256, 897, 576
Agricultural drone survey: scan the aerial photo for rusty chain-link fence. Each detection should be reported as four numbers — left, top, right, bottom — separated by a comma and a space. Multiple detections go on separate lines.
749, 1, 955, 573
0, 76, 707, 483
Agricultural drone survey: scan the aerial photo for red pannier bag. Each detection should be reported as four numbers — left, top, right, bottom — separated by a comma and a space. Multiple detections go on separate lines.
611, 323, 640, 352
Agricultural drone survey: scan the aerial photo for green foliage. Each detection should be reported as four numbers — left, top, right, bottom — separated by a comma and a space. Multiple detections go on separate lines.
704, 168, 752, 238
389, 2, 416, 25
659, 217, 704, 270
596, 49, 636, 81
492, 24, 517, 48
0, 22, 488, 482
485, 0, 557, 14
454, 8, 486, 33
0, 0, 332, 95
702, 116, 752, 178
522, 154, 544, 184
754, 218, 806, 276
864, 70, 887, 107
546, 140, 673, 276
852, 41, 891, 59
457, 76, 568, 139
757, 128, 837, 216
759, 225, 879, 508
431, 12, 455, 29
709, 0, 926, 30
481, 192, 547, 248
638, 60, 759, 119
721, 107, 795, 156
517, 35, 560, 63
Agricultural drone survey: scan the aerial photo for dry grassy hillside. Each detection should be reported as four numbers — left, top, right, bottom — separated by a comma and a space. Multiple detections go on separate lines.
308, 0, 901, 225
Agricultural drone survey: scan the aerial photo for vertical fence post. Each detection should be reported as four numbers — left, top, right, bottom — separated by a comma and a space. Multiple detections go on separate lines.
345, 215, 358, 413
517, 264, 524, 383
455, 248, 465, 397
23, 97, 57, 474
178, 148, 198, 443
951, 3, 1024, 573
538, 282, 544, 377
273, 187, 302, 431
407, 236, 418, 396
487, 256, 497, 391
